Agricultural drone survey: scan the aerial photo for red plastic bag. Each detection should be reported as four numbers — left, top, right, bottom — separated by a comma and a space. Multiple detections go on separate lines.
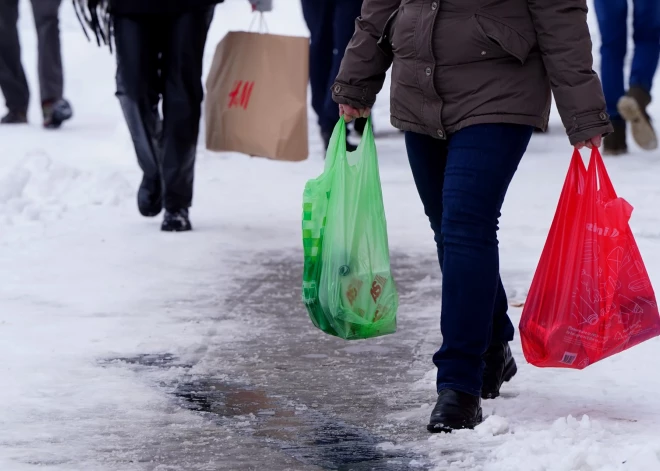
520, 148, 660, 368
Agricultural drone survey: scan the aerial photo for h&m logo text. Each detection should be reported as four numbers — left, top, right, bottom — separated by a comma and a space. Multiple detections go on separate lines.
228, 80, 255, 109
586, 223, 620, 238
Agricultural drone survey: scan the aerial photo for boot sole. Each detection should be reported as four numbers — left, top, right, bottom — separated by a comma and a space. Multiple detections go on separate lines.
618, 96, 658, 151
161, 224, 192, 232
427, 408, 484, 434
138, 203, 163, 218
141, 210, 162, 217
481, 360, 518, 400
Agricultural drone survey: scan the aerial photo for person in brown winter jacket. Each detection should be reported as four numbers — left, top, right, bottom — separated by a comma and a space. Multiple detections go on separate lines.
333, 0, 613, 433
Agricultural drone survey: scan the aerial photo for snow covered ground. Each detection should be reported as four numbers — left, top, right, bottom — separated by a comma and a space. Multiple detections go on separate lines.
2, 1, 660, 470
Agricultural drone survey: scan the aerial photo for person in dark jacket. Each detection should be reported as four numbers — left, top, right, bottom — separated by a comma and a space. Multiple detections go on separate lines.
333, 0, 612, 432
0, 0, 73, 128
595, 0, 660, 155
301, 0, 365, 151
74, 0, 270, 232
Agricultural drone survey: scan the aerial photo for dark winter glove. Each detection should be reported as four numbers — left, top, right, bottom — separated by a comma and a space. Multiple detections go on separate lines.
249, 0, 273, 12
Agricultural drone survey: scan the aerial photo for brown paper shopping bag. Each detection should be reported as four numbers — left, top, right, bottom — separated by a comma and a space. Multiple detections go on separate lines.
205, 31, 309, 161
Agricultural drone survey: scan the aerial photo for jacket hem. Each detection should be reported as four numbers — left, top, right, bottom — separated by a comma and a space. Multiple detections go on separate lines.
391, 114, 547, 138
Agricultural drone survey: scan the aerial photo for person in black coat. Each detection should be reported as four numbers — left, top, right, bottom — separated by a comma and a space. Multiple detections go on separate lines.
75, 0, 270, 232
301, 0, 364, 151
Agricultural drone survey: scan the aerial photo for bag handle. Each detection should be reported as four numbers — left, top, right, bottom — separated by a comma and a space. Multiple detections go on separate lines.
324, 119, 348, 172
569, 148, 587, 195
249, 12, 269, 33
345, 117, 377, 166
586, 147, 618, 202
327, 117, 377, 174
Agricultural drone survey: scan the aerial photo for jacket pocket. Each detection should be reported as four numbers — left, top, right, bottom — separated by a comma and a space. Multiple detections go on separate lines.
474, 15, 533, 64
377, 8, 399, 57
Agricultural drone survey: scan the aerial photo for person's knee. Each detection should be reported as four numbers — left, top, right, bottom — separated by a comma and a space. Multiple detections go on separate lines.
115, 64, 157, 105
441, 201, 499, 250
599, 18, 629, 47
164, 95, 202, 139
115, 73, 140, 103
116, 93, 141, 119
633, 13, 660, 42
166, 87, 202, 118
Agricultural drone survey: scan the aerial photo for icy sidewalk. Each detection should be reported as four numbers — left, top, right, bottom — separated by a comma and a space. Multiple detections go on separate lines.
2, 1, 660, 470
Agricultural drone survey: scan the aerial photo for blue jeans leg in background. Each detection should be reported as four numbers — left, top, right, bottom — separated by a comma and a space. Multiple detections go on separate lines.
630, 0, 660, 92
595, 0, 660, 119
594, 0, 629, 120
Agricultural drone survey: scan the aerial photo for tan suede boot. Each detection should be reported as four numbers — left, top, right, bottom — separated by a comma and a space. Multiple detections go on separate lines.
617, 86, 658, 151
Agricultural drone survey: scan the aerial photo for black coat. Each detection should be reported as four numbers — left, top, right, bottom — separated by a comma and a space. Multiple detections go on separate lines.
110, 0, 224, 15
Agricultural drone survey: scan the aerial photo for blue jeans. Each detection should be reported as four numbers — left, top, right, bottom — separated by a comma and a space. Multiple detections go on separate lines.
301, 0, 363, 133
594, 0, 660, 120
405, 124, 533, 396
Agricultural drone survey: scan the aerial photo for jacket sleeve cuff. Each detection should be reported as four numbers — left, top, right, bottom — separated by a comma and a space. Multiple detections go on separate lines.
331, 82, 378, 109
552, 80, 614, 145
569, 123, 614, 145
565, 110, 614, 145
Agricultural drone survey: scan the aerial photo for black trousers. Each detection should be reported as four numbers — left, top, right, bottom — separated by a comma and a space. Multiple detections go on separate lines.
114, 8, 213, 211
0, 0, 64, 112
301, 0, 363, 133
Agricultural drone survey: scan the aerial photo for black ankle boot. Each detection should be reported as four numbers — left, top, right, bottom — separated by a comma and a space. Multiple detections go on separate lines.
482, 342, 517, 399
161, 208, 192, 232
1, 110, 28, 124
137, 176, 163, 217
427, 389, 483, 433
602, 119, 628, 156
43, 99, 73, 129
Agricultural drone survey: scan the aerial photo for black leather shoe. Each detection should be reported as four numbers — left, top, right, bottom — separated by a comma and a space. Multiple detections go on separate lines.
137, 176, 163, 217
161, 209, 192, 232
427, 389, 483, 433
1, 110, 28, 124
43, 99, 73, 129
482, 342, 517, 399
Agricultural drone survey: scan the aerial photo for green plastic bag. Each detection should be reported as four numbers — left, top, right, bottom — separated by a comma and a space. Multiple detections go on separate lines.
302, 118, 399, 340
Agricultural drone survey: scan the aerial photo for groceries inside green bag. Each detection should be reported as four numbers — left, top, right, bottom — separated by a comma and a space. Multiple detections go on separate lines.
302, 118, 399, 340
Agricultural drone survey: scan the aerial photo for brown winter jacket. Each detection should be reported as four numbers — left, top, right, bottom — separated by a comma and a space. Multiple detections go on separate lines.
332, 0, 613, 145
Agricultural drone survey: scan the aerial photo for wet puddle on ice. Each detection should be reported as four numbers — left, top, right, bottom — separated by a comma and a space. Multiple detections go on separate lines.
103, 353, 430, 470
173, 377, 429, 470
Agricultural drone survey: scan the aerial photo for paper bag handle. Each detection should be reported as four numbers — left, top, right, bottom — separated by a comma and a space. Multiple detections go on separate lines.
249, 12, 269, 33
